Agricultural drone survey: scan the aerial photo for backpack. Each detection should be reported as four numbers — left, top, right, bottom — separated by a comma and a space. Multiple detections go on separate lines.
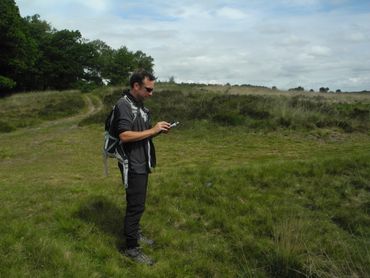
102, 96, 132, 188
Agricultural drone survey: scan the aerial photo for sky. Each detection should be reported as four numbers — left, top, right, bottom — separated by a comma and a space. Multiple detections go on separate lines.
16, 0, 370, 91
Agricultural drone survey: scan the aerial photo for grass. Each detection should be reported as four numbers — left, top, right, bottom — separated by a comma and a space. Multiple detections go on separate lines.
81, 85, 370, 134
0, 90, 85, 133
0, 86, 369, 277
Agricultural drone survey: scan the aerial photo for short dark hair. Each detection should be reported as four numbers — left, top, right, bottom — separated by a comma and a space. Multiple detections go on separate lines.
129, 69, 156, 88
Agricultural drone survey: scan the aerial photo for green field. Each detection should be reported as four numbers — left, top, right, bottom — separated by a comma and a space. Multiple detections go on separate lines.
0, 86, 369, 277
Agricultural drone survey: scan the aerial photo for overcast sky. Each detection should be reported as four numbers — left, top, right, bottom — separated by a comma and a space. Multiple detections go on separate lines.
16, 0, 370, 91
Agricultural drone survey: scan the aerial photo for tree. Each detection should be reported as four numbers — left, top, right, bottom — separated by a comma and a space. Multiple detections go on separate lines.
0, 0, 37, 92
78, 43, 154, 86
41, 29, 90, 89
86, 39, 114, 85
107, 47, 154, 85
19, 14, 52, 90
132, 50, 154, 73
288, 86, 304, 91
107, 46, 134, 85
169, 76, 175, 83
0, 76, 16, 92
1, 1, 155, 92
319, 87, 329, 93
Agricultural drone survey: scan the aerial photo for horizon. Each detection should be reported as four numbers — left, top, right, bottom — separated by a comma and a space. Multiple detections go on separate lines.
16, 0, 370, 92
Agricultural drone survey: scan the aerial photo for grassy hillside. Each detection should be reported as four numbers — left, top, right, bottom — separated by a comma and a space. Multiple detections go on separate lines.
82, 84, 370, 134
0, 86, 369, 277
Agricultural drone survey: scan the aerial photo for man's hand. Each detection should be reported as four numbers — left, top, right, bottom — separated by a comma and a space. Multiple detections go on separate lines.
153, 121, 171, 134
119, 121, 171, 143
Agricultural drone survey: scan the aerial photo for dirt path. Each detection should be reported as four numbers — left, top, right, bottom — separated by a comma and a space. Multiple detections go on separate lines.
38, 94, 104, 129
0, 94, 106, 157
0, 94, 105, 138
82, 94, 104, 118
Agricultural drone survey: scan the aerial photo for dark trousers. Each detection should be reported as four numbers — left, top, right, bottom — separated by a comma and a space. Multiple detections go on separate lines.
118, 163, 148, 249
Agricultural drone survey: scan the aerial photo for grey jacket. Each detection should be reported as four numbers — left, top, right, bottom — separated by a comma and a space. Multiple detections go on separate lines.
115, 91, 156, 174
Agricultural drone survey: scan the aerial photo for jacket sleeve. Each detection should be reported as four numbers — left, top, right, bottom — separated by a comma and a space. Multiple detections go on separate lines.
115, 101, 133, 135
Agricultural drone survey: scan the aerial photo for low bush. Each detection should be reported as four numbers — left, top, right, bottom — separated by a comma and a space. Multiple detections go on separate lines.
38, 97, 85, 120
0, 121, 15, 133
81, 88, 370, 133
0, 91, 85, 132
78, 108, 110, 127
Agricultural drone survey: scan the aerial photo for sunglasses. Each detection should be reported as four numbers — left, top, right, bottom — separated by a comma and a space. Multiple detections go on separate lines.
144, 87, 154, 93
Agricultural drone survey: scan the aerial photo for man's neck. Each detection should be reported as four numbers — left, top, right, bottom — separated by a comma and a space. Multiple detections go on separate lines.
129, 90, 142, 103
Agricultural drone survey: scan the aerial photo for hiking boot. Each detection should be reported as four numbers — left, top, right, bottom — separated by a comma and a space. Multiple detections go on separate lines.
124, 247, 155, 266
138, 232, 155, 246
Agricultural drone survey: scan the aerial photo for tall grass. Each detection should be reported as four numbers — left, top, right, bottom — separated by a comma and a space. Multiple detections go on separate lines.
80, 87, 370, 133
0, 90, 85, 133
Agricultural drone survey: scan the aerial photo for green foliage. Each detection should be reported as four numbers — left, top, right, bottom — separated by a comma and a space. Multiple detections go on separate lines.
106, 47, 154, 86
168, 76, 175, 83
75, 81, 100, 93
40, 30, 88, 90
0, 75, 16, 90
0, 2, 154, 93
78, 108, 109, 127
0, 0, 37, 92
85, 87, 370, 133
320, 87, 330, 93
0, 90, 85, 132
38, 96, 85, 120
0, 120, 15, 132
288, 86, 304, 91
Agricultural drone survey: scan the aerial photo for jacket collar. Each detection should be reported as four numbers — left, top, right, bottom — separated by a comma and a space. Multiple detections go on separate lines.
123, 89, 143, 107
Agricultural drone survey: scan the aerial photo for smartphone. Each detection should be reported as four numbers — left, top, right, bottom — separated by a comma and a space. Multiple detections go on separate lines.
170, 121, 180, 128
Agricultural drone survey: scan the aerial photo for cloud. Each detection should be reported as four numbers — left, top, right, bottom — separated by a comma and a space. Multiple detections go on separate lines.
79, 0, 109, 13
174, 5, 212, 19
15, 0, 370, 91
306, 45, 332, 57
215, 7, 248, 20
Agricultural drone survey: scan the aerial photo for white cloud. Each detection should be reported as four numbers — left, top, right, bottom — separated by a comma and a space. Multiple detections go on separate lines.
307, 45, 332, 57
175, 5, 212, 19
279, 35, 309, 46
346, 31, 367, 42
15, 0, 370, 91
79, 0, 109, 13
216, 7, 248, 20
281, 0, 321, 6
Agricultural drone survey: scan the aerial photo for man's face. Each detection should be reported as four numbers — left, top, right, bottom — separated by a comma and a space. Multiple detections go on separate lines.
134, 77, 154, 102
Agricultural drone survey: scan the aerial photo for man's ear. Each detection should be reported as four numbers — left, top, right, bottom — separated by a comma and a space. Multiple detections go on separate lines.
133, 82, 141, 90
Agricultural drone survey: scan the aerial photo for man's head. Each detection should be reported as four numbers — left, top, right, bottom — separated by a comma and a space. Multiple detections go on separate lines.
129, 70, 156, 102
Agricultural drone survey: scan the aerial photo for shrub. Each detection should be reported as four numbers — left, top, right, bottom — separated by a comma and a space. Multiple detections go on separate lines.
0, 121, 16, 133
288, 86, 304, 91
350, 107, 369, 120
241, 108, 271, 119
86, 87, 370, 133
0, 76, 16, 91
336, 120, 353, 133
277, 117, 292, 128
212, 111, 245, 126
76, 81, 100, 93
78, 109, 109, 127
38, 97, 85, 120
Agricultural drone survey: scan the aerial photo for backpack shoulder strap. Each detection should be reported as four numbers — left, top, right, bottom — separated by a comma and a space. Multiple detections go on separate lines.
121, 94, 138, 121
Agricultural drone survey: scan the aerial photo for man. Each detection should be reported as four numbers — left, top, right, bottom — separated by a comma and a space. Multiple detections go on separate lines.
115, 70, 171, 265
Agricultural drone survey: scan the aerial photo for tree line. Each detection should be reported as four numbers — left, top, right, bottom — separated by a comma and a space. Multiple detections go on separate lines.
0, 0, 154, 94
